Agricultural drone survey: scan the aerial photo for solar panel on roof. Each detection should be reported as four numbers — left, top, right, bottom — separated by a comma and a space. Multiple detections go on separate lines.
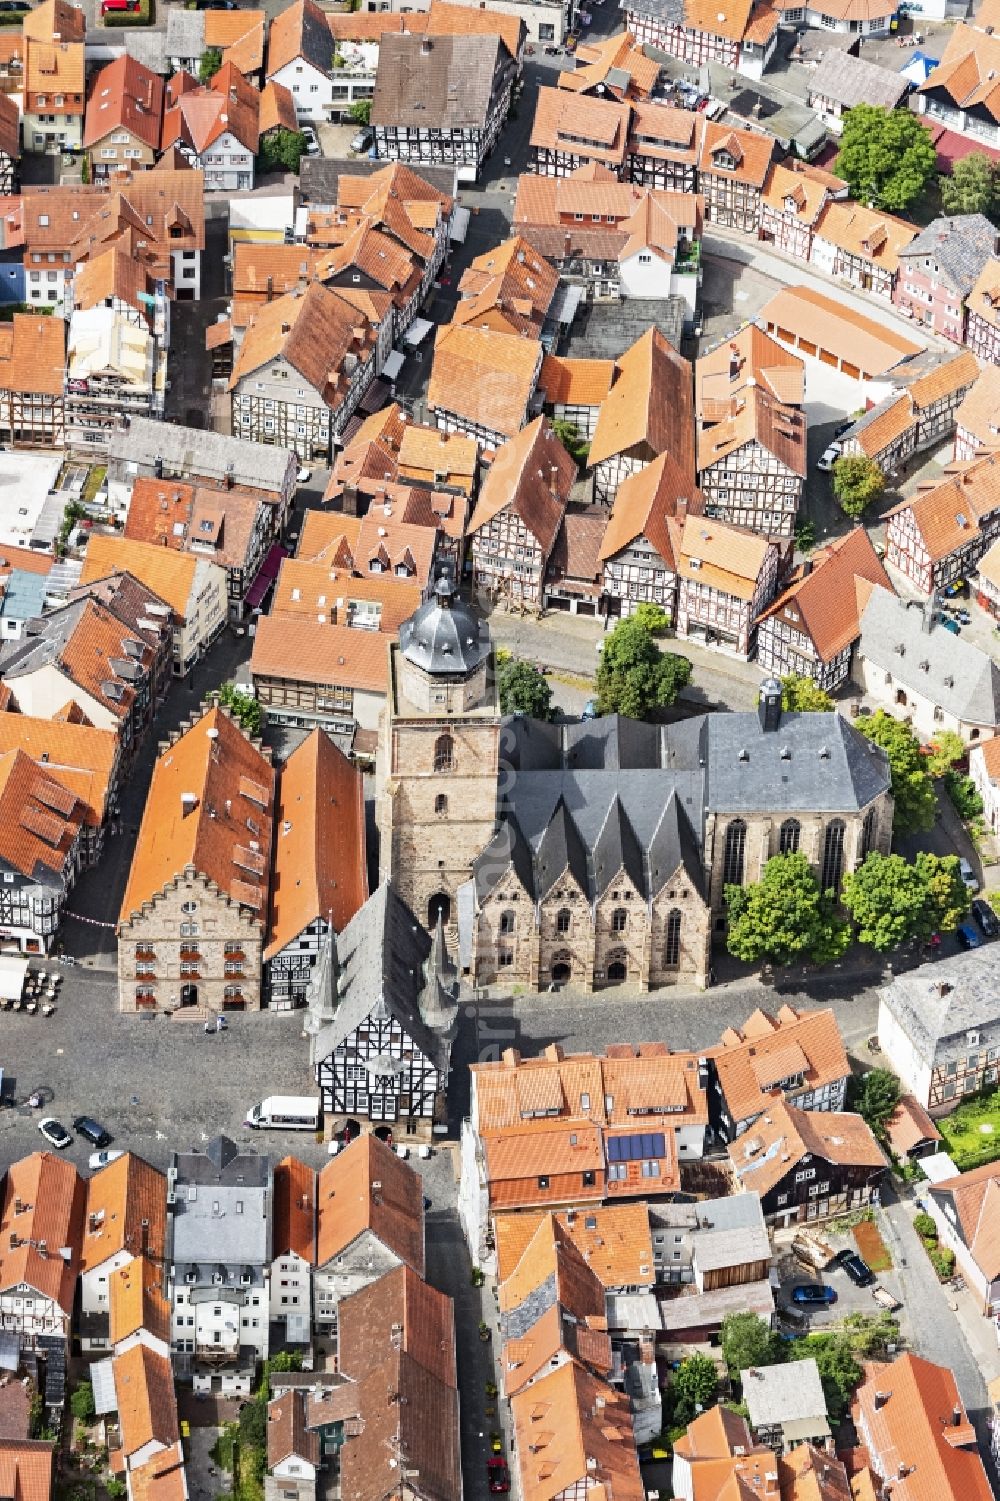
607, 1131, 665, 1162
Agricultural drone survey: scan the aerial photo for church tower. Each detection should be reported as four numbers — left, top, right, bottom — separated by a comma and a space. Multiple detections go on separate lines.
378, 568, 500, 941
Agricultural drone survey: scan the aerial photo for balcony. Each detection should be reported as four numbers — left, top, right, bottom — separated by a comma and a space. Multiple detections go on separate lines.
674, 240, 701, 275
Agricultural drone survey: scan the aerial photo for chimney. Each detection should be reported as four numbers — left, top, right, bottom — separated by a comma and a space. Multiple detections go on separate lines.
154, 453, 163, 479
225, 462, 234, 491
758, 677, 782, 733
697, 1056, 709, 1091
953, 1405, 963, 1427
181, 792, 198, 816
676, 496, 688, 526
801, 559, 813, 577
280, 321, 291, 335
874, 1391, 891, 1411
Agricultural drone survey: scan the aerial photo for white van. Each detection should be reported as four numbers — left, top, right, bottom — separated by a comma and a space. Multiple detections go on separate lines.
244, 1096, 320, 1131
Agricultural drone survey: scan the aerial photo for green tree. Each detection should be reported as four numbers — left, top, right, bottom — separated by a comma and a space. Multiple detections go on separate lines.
914, 850, 971, 935
940, 152, 998, 216
257, 127, 307, 175
943, 769, 983, 820
780, 673, 834, 713
238, 1397, 267, 1448
720, 1312, 786, 1377
842, 852, 933, 951
794, 517, 817, 553
106, 1482, 127, 1501
856, 711, 936, 835
725, 851, 851, 968
550, 417, 589, 465
832, 454, 885, 519
790, 1334, 862, 1423
841, 1311, 900, 1359
671, 1354, 719, 1425
850, 1067, 901, 1140
497, 657, 552, 719
924, 729, 966, 779
835, 104, 937, 212
70, 1382, 95, 1423
198, 47, 222, 83
348, 98, 371, 126
595, 617, 691, 719
218, 682, 264, 738
633, 602, 670, 636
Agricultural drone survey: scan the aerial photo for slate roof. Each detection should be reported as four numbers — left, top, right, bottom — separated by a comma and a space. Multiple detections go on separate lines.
400, 568, 491, 676
474, 708, 888, 904
169, 1136, 270, 1275
372, 32, 509, 131
809, 48, 909, 109
879, 947, 1000, 1064
306, 882, 458, 1075
109, 416, 294, 495
858, 587, 1000, 728
897, 213, 999, 294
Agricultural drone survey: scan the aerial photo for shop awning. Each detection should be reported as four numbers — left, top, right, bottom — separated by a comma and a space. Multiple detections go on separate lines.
245, 543, 287, 612
404, 317, 434, 347
382, 349, 405, 382
0, 956, 27, 1002
449, 205, 471, 243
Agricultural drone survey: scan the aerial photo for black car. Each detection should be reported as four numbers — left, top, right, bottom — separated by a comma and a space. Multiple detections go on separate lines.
972, 898, 1000, 939
73, 1115, 112, 1149
835, 1249, 875, 1287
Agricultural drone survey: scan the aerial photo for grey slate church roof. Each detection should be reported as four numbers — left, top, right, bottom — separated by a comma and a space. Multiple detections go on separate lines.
306, 882, 458, 1072
858, 588, 1000, 728
474, 708, 889, 905
400, 571, 490, 676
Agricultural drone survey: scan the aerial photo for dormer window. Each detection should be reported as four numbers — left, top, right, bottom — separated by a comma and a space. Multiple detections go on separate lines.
714, 151, 736, 171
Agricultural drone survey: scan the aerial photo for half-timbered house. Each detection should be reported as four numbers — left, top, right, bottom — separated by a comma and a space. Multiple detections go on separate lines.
916, 24, 1000, 152
624, 0, 779, 80
468, 417, 575, 608
537, 352, 616, 439
265, 729, 367, 1010
708, 1004, 851, 1144
599, 453, 704, 618
529, 88, 631, 178
729, 1099, 886, 1228
559, 28, 661, 101
0, 749, 86, 954
883, 450, 1000, 595
955, 363, 1000, 461
810, 200, 916, 301
759, 160, 843, 261
839, 349, 981, 473
0, 93, 18, 196
878, 948, 1000, 1115
588, 326, 695, 505
626, 101, 703, 190
696, 328, 805, 539
0, 1151, 84, 1352
675, 515, 779, 657
427, 323, 543, 451
756, 526, 893, 692
0, 313, 65, 448
697, 123, 775, 234
306, 883, 459, 1137
966, 256, 1000, 368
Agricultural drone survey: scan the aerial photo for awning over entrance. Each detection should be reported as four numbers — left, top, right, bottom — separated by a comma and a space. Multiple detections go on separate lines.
382, 349, 406, 382
404, 317, 434, 347
245, 543, 287, 612
449, 205, 471, 243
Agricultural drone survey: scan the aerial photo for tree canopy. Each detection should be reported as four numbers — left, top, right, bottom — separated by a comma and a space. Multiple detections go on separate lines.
720, 1312, 785, 1377
779, 673, 834, 713
218, 682, 264, 738
790, 1333, 862, 1423
595, 617, 692, 719
726, 851, 850, 968
497, 657, 552, 719
348, 98, 371, 126
670, 1354, 719, 1427
198, 47, 222, 83
633, 602, 670, 636
832, 454, 885, 519
940, 152, 998, 216
850, 1067, 901, 1141
855, 711, 936, 835
923, 729, 965, 779
550, 417, 589, 465
835, 105, 937, 212
257, 128, 307, 175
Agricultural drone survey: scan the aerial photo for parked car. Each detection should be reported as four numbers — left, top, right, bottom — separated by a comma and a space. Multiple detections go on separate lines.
942, 578, 968, 598
101, 0, 140, 12
38, 1118, 72, 1150
817, 444, 840, 472
487, 1459, 510, 1494
972, 898, 1000, 938
89, 1149, 126, 1171
835, 1249, 875, 1287
958, 921, 983, 950
296, 465, 312, 484
299, 125, 321, 158
791, 1283, 836, 1306
637, 1444, 670, 1464
73, 1115, 112, 1149
959, 858, 979, 893
350, 127, 373, 154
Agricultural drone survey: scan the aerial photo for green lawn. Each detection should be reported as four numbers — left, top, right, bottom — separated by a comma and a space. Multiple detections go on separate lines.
937, 1087, 1000, 1171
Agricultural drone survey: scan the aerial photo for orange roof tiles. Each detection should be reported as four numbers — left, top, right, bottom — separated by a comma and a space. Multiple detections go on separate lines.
711, 1004, 849, 1123
79, 535, 203, 621
119, 706, 274, 924
23, 0, 83, 43
968, 255, 1000, 333
266, 728, 367, 959
684, 0, 754, 42
883, 1094, 941, 1160
84, 55, 163, 152
124, 476, 266, 573
729, 1098, 885, 1198
0, 1443, 53, 1501
428, 323, 542, 442
327, 10, 417, 40
230, 283, 379, 403
162, 62, 260, 157
80, 1153, 166, 1274
316, 1134, 424, 1274
0, 750, 85, 883
955, 363, 1000, 448
759, 284, 920, 378
813, 200, 917, 275
699, 121, 775, 188
271, 557, 421, 633
296, 510, 363, 562
422, 0, 524, 62
72, 248, 153, 322
273, 1156, 316, 1263
494, 1204, 654, 1289
398, 423, 477, 491
853, 1353, 993, 1501
204, 8, 265, 74
919, 23, 1000, 124
127, 1446, 186, 1501
511, 1362, 642, 1501
539, 353, 617, 408
589, 327, 695, 471
108, 1255, 171, 1348
259, 81, 297, 136
469, 417, 575, 557
697, 386, 806, 477
267, 1393, 319, 1471
697, 325, 805, 410
883, 450, 1000, 563
112, 1344, 179, 1459
599, 451, 703, 569
0, 1153, 84, 1315
266, 0, 333, 77
560, 29, 660, 100
456, 234, 559, 338
677, 514, 773, 599
338, 1260, 457, 1389
530, 87, 631, 168
756, 527, 893, 665
0, 315, 65, 399
906, 347, 979, 410
250, 616, 391, 695
762, 160, 836, 224
0, 713, 118, 829
930, 1160, 1000, 1280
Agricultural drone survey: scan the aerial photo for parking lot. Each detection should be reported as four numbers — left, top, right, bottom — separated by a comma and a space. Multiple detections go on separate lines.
772, 1215, 909, 1343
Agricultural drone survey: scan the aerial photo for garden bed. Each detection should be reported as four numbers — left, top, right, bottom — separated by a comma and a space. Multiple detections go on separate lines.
853, 1218, 891, 1273
937, 1087, 1000, 1172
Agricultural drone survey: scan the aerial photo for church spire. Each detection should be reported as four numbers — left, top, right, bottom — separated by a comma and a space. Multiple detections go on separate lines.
419, 909, 458, 1034
303, 915, 339, 1042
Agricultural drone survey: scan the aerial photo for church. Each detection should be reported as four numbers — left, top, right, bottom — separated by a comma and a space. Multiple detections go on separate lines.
378, 572, 894, 992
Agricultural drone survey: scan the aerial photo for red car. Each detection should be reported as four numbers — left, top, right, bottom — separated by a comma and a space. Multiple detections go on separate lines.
487, 1459, 510, 1494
